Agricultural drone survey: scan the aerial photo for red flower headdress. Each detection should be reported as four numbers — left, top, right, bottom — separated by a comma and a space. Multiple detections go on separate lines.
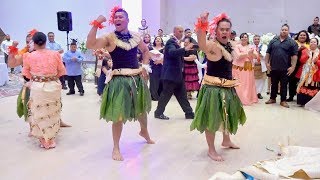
28, 29, 38, 36
209, 13, 230, 35
108, 6, 122, 25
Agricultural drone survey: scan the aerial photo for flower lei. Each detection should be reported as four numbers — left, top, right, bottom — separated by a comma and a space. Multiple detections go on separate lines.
209, 13, 230, 35
108, 6, 121, 25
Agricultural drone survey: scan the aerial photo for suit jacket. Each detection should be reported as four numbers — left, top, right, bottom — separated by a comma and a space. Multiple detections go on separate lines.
161, 38, 185, 82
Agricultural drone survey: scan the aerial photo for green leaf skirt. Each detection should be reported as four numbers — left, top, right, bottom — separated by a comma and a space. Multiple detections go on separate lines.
17, 86, 30, 121
190, 84, 246, 134
100, 75, 151, 123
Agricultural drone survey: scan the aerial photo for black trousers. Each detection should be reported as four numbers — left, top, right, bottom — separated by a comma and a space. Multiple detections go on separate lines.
270, 70, 288, 102
149, 72, 162, 100
288, 75, 299, 99
155, 80, 193, 116
59, 76, 67, 87
67, 75, 84, 93
60, 62, 67, 87
4, 54, 13, 73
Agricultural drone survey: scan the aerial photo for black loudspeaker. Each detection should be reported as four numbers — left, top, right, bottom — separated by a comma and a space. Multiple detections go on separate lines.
57, 11, 72, 31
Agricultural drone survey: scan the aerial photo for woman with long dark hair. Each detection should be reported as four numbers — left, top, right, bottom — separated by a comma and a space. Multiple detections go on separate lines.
183, 37, 200, 99
288, 30, 310, 101
149, 36, 164, 100
232, 33, 258, 105
296, 38, 320, 105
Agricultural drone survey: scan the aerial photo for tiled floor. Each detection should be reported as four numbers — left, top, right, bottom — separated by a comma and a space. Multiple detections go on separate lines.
0, 74, 23, 98
0, 83, 319, 180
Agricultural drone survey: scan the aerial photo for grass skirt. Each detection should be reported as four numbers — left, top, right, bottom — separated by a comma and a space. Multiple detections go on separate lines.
190, 84, 246, 134
17, 86, 30, 121
100, 75, 151, 123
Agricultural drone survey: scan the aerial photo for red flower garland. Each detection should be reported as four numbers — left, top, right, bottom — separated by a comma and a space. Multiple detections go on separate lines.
108, 6, 121, 25
209, 13, 230, 35
194, 18, 209, 32
8, 46, 18, 55
90, 20, 105, 29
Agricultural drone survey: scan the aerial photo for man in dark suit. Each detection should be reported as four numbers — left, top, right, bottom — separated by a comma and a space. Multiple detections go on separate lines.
154, 26, 194, 120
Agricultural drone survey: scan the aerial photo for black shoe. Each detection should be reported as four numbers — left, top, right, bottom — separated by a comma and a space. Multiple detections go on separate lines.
66, 91, 75, 95
287, 97, 293, 102
62, 86, 68, 90
80, 92, 84, 96
257, 93, 263, 99
155, 114, 169, 120
185, 112, 194, 119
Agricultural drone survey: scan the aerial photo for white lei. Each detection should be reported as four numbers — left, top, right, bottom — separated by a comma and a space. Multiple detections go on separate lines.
108, 31, 141, 51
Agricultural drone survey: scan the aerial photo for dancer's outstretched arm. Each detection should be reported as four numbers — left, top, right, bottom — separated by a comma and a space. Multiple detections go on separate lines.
86, 15, 110, 50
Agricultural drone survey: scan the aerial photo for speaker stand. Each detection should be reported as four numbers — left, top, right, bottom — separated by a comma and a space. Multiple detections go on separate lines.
66, 31, 70, 50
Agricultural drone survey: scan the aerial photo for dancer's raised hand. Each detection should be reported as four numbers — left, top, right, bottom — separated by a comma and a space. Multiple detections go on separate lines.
96, 15, 107, 23
200, 12, 209, 23
12, 41, 19, 47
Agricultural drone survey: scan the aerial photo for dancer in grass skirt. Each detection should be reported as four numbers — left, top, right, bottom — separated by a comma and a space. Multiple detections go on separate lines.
86, 6, 154, 161
191, 12, 246, 161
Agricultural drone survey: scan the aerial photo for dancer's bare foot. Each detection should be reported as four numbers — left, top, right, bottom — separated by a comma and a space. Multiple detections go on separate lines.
39, 138, 50, 149
221, 141, 240, 149
208, 150, 224, 162
139, 131, 155, 144
112, 148, 124, 161
48, 140, 56, 148
60, 121, 72, 127
39, 138, 45, 148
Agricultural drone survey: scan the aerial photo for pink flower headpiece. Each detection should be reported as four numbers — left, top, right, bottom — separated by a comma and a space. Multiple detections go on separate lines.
209, 13, 230, 35
108, 6, 122, 25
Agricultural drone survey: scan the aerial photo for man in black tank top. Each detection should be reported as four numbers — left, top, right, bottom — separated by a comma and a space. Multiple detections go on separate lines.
86, 8, 154, 161
154, 26, 195, 120
190, 12, 246, 162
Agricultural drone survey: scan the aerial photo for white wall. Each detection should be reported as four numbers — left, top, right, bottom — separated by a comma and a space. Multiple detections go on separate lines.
1, 0, 319, 48
160, 0, 320, 35
123, 0, 142, 32
142, 0, 161, 36
0, 0, 121, 50
160, 0, 169, 35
